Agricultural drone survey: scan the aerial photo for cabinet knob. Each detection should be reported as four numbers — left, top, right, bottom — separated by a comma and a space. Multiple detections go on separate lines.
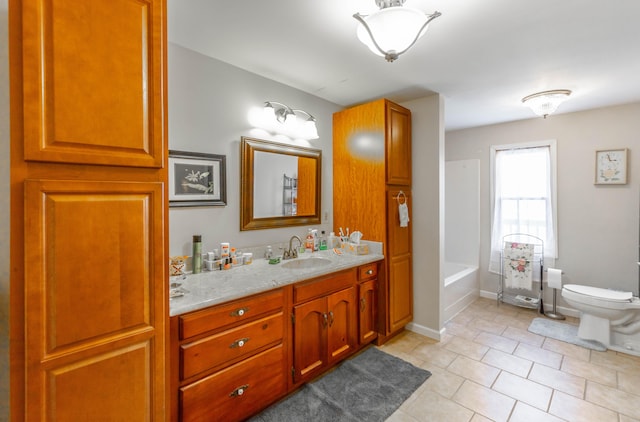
230, 337, 250, 349
230, 307, 249, 317
366, 269, 373, 275
229, 384, 249, 397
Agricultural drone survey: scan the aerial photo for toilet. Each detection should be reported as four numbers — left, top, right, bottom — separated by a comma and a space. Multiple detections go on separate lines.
561, 284, 640, 356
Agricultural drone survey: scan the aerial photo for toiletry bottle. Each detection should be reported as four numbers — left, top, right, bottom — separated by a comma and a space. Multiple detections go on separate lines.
265, 245, 273, 259
319, 230, 327, 250
305, 229, 314, 253
192, 235, 202, 274
328, 232, 337, 249
312, 229, 319, 251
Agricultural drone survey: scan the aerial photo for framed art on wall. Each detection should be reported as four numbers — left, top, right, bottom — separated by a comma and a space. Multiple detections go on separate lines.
169, 150, 227, 206
595, 148, 628, 185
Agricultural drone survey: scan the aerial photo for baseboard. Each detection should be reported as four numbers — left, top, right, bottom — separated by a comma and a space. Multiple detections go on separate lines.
480, 289, 580, 318
406, 322, 445, 342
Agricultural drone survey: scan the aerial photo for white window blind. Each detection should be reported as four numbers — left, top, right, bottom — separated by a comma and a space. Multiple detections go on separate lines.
489, 142, 557, 275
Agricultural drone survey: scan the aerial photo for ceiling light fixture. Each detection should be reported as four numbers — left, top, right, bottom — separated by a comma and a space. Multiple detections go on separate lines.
251, 102, 319, 140
522, 89, 572, 118
354, 0, 441, 62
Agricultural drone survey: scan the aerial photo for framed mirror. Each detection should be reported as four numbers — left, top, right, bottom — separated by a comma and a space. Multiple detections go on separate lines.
240, 137, 322, 230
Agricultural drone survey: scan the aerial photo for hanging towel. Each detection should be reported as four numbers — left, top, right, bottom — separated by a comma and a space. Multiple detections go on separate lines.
503, 242, 534, 290
399, 202, 409, 227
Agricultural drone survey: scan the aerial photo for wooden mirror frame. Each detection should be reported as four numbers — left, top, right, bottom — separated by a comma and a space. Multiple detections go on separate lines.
240, 136, 322, 230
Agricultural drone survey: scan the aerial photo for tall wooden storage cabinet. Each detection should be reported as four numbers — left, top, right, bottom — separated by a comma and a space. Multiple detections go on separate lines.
10, 1, 169, 420
333, 99, 413, 344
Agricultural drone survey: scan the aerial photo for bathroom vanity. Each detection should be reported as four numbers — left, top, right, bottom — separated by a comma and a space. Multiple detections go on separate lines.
168, 250, 383, 421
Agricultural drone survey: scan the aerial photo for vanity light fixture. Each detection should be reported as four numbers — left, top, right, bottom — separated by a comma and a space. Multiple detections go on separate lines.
354, 0, 441, 62
257, 101, 319, 140
522, 89, 572, 118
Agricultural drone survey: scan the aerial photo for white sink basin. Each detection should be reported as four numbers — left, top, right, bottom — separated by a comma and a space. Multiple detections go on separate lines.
281, 257, 332, 270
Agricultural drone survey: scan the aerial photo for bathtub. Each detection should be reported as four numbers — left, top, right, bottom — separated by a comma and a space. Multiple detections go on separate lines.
444, 262, 479, 322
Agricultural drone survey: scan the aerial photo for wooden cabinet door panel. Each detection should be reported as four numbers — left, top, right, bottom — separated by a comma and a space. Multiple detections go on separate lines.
359, 279, 378, 345
24, 179, 166, 420
387, 189, 412, 258
386, 101, 412, 185
388, 255, 413, 333
293, 297, 327, 382
21, 0, 165, 167
327, 287, 357, 365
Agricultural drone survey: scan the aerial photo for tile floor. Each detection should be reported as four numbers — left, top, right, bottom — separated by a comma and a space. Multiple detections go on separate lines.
379, 297, 640, 422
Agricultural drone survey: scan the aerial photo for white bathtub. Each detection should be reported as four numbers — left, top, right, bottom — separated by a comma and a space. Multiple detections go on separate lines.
444, 262, 479, 322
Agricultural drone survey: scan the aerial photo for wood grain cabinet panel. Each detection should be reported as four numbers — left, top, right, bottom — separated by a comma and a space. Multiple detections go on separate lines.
24, 179, 166, 420
21, 0, 165, 167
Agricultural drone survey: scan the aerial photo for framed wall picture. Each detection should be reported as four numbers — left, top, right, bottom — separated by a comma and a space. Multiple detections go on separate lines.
169, 150, 227, 206
595, 148, 628, 185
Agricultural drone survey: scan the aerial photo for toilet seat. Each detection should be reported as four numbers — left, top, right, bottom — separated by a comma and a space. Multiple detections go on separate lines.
563, 284, 633, 302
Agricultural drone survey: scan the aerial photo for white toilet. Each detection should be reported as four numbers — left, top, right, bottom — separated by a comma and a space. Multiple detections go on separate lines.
561, 284, 640, 356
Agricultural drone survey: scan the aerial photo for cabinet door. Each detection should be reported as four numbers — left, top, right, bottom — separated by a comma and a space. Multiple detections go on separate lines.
327, 287, 357, 365
293, 297, 327, 383
21, 0, 165, 167
386, 101, 412, 186
358, 279, 378, 344
387, 189, 413, 333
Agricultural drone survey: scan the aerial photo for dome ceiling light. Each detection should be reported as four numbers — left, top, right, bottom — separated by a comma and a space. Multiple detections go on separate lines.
522, 89, 572, 118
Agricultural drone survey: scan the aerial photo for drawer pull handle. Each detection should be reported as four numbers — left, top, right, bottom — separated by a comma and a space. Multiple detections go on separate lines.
230, 337, 250, 349
229, 384, 249, 397
230, 307, 249, 317
328, 311, 334, 327
366, 269, 374, 275
322, 313, 328, 328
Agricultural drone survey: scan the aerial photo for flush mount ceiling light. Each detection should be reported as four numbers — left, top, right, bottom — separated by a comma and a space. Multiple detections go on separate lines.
354, 0, 441, 62
522, 89, 572, 118
250, 101, 319, 140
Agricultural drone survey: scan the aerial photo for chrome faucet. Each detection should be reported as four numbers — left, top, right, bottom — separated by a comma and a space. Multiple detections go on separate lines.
283, 235, 302, 260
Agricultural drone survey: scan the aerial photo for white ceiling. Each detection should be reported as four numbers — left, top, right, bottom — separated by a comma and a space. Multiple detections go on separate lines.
167, 0, 640, 130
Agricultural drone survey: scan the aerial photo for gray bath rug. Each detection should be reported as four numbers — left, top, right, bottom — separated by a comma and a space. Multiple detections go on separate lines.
249, 347, 431, 422
528, 317, 607, 352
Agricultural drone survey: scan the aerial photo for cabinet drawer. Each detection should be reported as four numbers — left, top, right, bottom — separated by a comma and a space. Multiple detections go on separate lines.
180, 344, 286, 422
180, 312, 284, 380
358, 263, 378, 281
178, 288, 284, 340
294, 269, 355, 304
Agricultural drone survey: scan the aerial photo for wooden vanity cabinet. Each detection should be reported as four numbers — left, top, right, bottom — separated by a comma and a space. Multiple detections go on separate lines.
170, 288, 289, 422
334, 99, 413, 344
292, 268, 358, 385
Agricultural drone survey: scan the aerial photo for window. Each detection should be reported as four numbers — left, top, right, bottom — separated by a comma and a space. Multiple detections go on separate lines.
489, 141, 557, 275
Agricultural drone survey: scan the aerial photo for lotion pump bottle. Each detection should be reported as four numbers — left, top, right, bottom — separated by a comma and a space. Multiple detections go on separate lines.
192, 235, 202, 274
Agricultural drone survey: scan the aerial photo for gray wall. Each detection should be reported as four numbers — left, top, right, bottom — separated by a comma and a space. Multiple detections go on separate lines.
168, 43, 341, 257
446, 102, 640, 309
1, 0, 9, 418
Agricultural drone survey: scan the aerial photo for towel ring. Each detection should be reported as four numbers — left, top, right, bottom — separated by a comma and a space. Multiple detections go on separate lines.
396, 191, 407, 205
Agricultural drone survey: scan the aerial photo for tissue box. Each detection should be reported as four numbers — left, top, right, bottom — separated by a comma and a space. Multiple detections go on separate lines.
345, 243, 369, 255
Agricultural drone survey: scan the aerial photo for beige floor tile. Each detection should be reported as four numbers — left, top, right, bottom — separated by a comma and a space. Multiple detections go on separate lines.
386, 409, 420, 422
445, 320, 483, 340
445, 336, 490, 361
618, 370, 640, 396
514, 342, 563, 369
493, 314, 532, 331
590, 350, 640, 375
447, 355, 501, 387
492, 371, 552, 411
450, 311, 478, 326
470, 413, 493, 422
474, 331, 518, 354
542, 337, 591, 362
585, 381, 640, 419
502, 326, 545, 347
619, 415, 640, 422
412, 342, 459, 369
529, 362, 586, 398
481, 348, 532, 377
417, 365, 465, 399
402, 389, 474, 422
560, 357, 617, 387
452, 380, 515, 422
549, 390, 618, 422
467, 317, 508, 335
510, 402, 567, 422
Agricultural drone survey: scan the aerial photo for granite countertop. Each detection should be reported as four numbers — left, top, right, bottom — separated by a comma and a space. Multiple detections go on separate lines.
169, 245, 384, 317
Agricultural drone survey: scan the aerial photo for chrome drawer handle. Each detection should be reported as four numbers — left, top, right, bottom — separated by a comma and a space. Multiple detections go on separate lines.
229, 384, 249, 397
230, 307, 249, 317
230, 337, 250, 349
